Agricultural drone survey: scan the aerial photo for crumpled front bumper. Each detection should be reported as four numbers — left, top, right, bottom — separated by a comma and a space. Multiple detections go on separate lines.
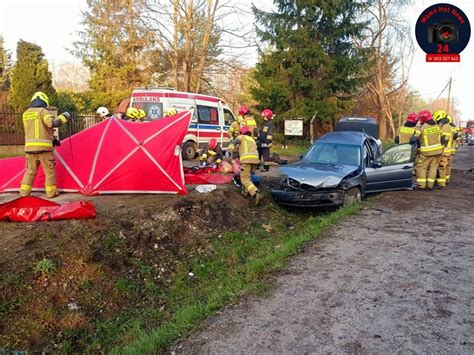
271, 188, 345, 207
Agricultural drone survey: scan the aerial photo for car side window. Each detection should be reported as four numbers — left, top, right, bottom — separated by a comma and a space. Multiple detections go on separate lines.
223, 109, 235, 125
197, 105, 219, 125
380, 144, 412, 165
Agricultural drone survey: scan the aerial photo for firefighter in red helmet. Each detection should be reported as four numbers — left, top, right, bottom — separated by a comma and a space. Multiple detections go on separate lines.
258, 108, 274, 171
414, 110, 444, 190
238, 105, 257, 138
227, 125, 262, 205
199, 138, 223, 168
394, 112, 420, 144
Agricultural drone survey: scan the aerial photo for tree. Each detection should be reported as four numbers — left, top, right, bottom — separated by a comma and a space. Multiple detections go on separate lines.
251, 0, 370, 126
0, 35, 11, 91
73, 0, 153, 109
51, 61, 90, 93
9, 40, 55, 111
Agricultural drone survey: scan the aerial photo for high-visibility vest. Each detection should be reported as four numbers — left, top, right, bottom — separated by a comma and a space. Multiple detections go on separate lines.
418, 123, 443, 156
397, 125, 420, 144
22, 107, 55, 152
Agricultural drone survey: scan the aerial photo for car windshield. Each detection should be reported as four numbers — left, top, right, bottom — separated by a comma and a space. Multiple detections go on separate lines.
303, 142, 361, 166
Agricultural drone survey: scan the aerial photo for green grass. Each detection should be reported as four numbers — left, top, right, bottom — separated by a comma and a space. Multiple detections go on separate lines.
111, 203, 362, 354
33, 258, 57, 276
0, 153, 22, 159
272, 142, 310, 157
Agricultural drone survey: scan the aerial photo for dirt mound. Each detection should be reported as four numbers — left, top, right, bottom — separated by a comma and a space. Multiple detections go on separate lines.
0, 186, 255, 351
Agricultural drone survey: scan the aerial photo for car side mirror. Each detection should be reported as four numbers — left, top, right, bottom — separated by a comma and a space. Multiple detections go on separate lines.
299, 154, 304, 160
371, 161, 382, 168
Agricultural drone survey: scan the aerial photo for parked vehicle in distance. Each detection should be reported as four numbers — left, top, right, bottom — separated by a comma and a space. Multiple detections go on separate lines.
335, 116, 379, 139
129, 87, 236, 159
271, 131, 414, 208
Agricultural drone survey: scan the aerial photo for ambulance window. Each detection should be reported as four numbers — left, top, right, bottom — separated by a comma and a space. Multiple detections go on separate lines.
223, 109, 235, 125
197, 105, 219, 125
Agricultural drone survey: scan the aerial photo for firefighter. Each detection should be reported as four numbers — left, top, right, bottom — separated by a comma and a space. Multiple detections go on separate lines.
258, 108, 274, 172
96, 106, 110, 119
199, 138, 223, 168
228, 114, 242, 139
136, 109, 147, 122
414, 110, 444, 190
238, 105, 258, 138
394, 112, 420, 144
227, 125, 262, 205
165, 108, 177, 117
433, 110, 455, 188
19, 92, 70, 198
446, 115, 460, 184
124, 107, 140, 121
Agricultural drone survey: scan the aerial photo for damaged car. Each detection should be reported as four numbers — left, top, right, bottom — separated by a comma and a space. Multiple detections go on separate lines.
271, 131, 414, 208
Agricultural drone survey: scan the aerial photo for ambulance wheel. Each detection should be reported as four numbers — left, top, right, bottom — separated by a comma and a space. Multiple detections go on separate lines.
182, 141, 197, 160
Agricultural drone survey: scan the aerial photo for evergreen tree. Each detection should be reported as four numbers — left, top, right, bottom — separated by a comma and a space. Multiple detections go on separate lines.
0, 35, 11, 92
9, 40, 55, 111
252, 0, 369, 124
73, 0, 152, 109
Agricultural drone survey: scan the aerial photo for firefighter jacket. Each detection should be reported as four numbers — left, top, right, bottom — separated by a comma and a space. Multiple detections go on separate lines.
396, 122, 420, 144
439, 122, 455, 155
228, 135, 260, 164
450, 123, 461, 151
228, 121, 241, 139
200, 143, 223, 164
22, 107, 67, 153
418, 121, 443, 156
243, 114, 258, 138
258, 120, 274, 147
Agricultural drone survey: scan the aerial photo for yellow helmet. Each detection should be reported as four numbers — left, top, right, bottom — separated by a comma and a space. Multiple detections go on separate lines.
446, 115, 453, 124
165, 108, 177, 117
126, 107, 140, 119
137, 109, 146, 120
433, 110, 447, 122
31, 91, 49, 106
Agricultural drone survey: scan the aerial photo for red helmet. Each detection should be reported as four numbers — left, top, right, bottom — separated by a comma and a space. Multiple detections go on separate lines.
208, 138, 217, 150
406, 112, 418, 123
240, 125, 251, 135
238, 105, 250, 116
261, 109, 273, 119
418, 110, 432, 124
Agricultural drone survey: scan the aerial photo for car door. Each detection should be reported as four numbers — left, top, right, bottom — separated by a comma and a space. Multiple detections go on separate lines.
222, 108, 235, 148
365, 144, 414, 193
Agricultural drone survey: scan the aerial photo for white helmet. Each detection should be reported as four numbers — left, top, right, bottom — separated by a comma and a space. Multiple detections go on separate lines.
96, 106, 109, 118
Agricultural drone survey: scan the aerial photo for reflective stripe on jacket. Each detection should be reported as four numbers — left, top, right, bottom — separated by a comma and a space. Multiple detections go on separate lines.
258, 120, 274, 147
397, 125, 420, 144
228, 135, 260, 164
243, 115, 258, 138
418, 123, 442, 156
23, 107, 55, 152
440, 123, 455, 155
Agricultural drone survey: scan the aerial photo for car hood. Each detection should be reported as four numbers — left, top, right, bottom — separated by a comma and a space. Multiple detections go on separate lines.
281, 162, 359, 188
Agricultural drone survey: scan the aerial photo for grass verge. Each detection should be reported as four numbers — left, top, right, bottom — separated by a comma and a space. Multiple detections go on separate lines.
113, 203, 362, 354
272, 142, 310, 157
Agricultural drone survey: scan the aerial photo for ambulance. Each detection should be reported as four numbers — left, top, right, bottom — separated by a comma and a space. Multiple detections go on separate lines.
129, 88, 236, 159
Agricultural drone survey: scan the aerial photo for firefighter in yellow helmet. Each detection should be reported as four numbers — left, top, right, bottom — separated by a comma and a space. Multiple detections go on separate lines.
136, 109, 147, 122
238, 105, 258, 138
19, 92, 70, 198
433, 109, 455, 187
227, 125, 262, 205
414, 110, 444, 190
125, 107, 140, 121
165, 108, 178, 117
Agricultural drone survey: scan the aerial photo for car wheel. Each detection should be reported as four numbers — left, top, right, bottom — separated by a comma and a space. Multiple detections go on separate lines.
343, 187, 362, 206
182, 141, 197, 160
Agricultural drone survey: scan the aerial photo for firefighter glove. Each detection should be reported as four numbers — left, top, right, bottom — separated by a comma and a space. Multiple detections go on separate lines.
225, 150, 231, 159
53, 138, 61, 147
440, 136, 447, 145
200, 161, 206, 168
394, 136, 399, 144
409, 136, 419, 145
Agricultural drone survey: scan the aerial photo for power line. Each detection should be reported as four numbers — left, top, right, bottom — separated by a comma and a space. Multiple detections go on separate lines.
431, 79, 451, 103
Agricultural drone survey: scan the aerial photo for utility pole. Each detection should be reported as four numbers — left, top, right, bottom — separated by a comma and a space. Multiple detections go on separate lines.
446, 77, 452, 114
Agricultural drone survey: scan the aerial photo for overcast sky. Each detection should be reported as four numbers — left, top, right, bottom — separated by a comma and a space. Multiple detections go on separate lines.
1, 0, 472, 121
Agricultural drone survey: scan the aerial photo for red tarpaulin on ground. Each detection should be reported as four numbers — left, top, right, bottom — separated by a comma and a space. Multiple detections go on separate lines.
183, 167, 235, 185
0, 112, 192, 195
0, 196, 96, 222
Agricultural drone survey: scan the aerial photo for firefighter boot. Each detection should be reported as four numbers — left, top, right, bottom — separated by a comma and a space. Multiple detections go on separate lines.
254, 192, 262, 206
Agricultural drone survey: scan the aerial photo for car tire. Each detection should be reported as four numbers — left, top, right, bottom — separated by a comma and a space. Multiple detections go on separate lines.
343, 187, 362, 206
182, 141, 197, 160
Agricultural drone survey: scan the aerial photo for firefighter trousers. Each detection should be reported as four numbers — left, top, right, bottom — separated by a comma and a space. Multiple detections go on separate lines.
258, 147, 271, 171
415, 153, 441, 190
446, 155, 453, 183
437, 154, 450, 187
241, 163, 258, 197
20, 152, 58, 198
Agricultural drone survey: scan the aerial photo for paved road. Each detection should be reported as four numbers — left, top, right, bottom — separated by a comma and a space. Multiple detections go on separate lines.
175, 146, 474, 354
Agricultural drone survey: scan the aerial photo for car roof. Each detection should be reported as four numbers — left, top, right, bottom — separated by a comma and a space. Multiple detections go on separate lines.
317, 131, 368, 145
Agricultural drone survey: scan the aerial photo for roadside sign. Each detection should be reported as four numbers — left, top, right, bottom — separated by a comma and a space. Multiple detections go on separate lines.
284, 119, 304, 136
